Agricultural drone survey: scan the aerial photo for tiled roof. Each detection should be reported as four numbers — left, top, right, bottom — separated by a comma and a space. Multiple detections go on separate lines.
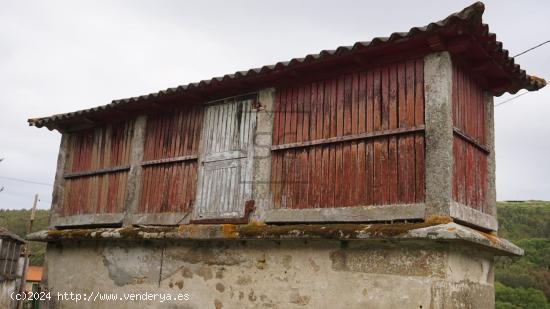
0, 227, 26, 243
28, 2, 546, 131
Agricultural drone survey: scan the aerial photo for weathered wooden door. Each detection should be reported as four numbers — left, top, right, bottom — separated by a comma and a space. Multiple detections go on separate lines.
194, 96, 256, 219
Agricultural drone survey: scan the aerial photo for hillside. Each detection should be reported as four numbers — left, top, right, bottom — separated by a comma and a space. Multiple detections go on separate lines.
0, 201, 548, 307
0, 209, 49, 266
495, 201, 550, 309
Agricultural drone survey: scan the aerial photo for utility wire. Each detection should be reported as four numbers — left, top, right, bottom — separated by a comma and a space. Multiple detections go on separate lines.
0, 190, 52, 204
512, 40, 550, 58
495, 91, 530, 108
0, 176, 53, 186
493, 39, 549, 108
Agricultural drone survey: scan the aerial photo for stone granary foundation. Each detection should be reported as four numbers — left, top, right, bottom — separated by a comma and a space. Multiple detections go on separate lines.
46, 239, 493, 308
27, 2, 545, 308
38, 221, 519, 309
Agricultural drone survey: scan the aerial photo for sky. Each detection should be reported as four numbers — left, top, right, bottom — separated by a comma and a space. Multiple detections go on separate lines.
0, 0, 548, 210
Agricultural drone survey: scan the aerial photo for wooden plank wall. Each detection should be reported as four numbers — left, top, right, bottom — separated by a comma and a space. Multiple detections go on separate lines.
0, 239, 21, 278
271, 59, 425, 209
452, 64, 488, 212
138, 106, 203, 214
63, 121, 134, 215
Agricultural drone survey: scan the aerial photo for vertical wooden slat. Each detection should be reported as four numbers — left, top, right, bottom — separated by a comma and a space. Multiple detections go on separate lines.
342, 75, 353, 206
335, 76, 345, 206
303, 85, 311, 207
388, 65, 398, 204
272, 90, 281, 146
295, 88, 305, 208
405, 60, 417, 203
380, 67, 390, 204
272, 90, 285, 208
323, 80, 332, 207
315, 82, 325, 208
308, 84, 317, 207
373, 68, 383, 204
286, 90, 295, 209
350, 73, 360, 206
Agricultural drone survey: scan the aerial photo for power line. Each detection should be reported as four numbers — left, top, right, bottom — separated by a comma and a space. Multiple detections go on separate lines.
0, 176, 53, 186
0, 190, 52, 204
493, 39, 550, 108
513, 40, 550, 58
495, 91, 530, 108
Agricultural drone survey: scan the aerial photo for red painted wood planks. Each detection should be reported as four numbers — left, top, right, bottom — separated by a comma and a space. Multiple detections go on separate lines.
138, 106, 202, 214
63, 121, 134, 215
451, 64, 488, 212
137, 162, 197, 214
271, 58, 426, 209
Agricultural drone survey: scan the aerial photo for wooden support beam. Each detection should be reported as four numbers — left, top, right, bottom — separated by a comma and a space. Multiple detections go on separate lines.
271, 126, 425, 151
453, 127, 490, 154
140, 155, 198, 167
63, 165, 130, 179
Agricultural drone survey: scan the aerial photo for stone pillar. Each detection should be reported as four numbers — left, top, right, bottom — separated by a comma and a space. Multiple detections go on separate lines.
484, 92, 497, 219
252, 88, 275, 220
49, 133, 69, 228
424, 52, 454, 218
123, 115, 147, 226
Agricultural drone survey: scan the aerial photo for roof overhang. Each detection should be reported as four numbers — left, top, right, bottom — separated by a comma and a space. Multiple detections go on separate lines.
28, 1, 546, 132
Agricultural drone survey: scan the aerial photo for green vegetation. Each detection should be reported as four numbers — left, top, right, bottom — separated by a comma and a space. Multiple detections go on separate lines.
498, 200, 550, 240
496, 282, 549, 309
0, 209, 49, 266
496, 201, 550, 309
0, 201, 548, 307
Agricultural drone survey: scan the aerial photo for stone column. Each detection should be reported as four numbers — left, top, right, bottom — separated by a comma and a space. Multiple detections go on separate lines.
484, 92, 497, 219
424, 52, 454, 218
123, 115, 147, 226
49, 134, 69, 228
252, 88, 275, 221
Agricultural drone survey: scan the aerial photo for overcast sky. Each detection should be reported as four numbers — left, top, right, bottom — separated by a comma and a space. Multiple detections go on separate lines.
1, 0, 548, 210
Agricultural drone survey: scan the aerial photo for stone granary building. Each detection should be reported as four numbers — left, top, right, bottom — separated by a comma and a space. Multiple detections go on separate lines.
28, 2, 546, 308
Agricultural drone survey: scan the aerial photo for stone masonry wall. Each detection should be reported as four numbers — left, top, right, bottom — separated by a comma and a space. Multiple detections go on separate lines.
45, 239, 495, 309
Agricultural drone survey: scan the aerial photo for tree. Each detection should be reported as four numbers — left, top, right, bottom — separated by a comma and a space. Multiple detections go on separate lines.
495, 282, 550, 309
